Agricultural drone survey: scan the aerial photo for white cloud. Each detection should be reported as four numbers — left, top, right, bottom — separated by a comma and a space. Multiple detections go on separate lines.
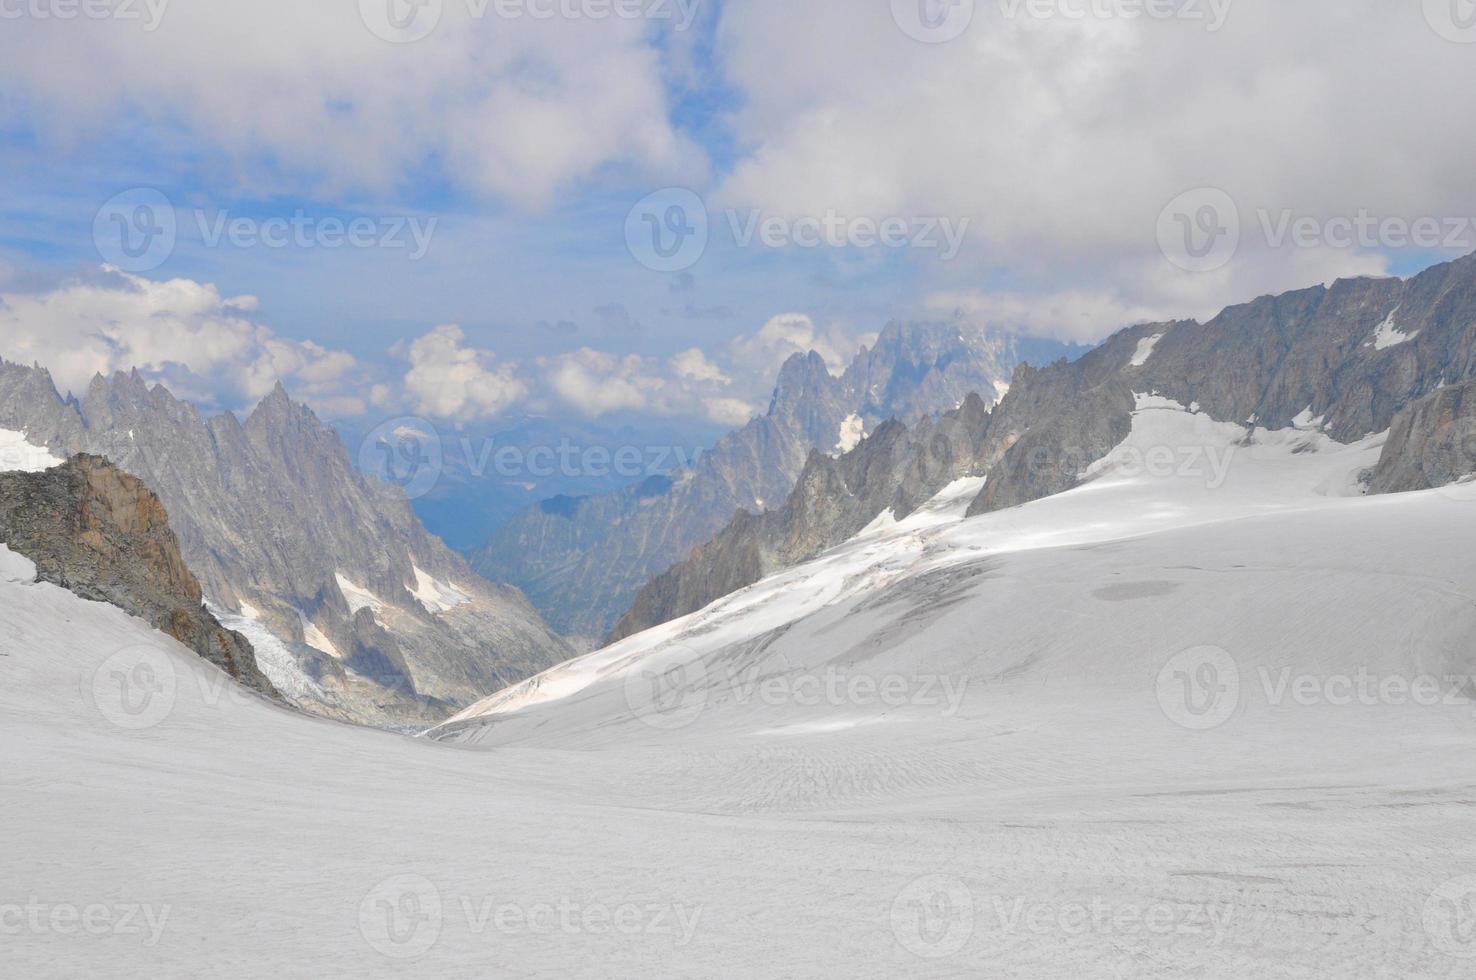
402, 325, 528, 422
539, 346, 759, 426
713, 0, 1476, 332
727, 313, 868, 376
0, 2, 704, 206
702, 397, 759, 427
541, 348, 658, 418
922, 288, 1166, 344
0, 267, 363, 413
669, 348, 730, 384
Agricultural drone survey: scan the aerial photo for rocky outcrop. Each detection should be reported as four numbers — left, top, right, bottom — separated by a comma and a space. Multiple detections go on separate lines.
0, 455, 279, 699
0, 369, 573, 728
476, 323, 1065, 641
1367, 378, 1476, 493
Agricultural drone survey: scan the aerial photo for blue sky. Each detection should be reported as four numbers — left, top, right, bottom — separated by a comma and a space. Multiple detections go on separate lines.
1, 0, 1474, 432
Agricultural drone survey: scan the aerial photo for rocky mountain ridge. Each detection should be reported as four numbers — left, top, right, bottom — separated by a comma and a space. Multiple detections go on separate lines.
0, 366, 572, 728
613, 252, 1476, 639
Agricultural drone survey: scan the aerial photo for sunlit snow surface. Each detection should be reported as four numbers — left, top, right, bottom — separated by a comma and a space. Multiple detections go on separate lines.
0, 428, 62, 472
6, 403, 1476, 978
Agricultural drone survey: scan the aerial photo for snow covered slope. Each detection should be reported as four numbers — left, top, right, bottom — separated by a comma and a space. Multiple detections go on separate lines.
8, 402, 1476, 978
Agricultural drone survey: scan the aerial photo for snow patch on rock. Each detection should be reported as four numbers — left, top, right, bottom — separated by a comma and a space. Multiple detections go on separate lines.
834, 414, 864, 455
1129, 333, 1164, 367
412, 566, 470, 614
1369, 308, 1418, 350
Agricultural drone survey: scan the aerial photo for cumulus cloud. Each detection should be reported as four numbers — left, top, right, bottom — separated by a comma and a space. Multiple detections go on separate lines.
713, 0, 1476, 330
0, 1, 704, 206
0, 267, 364, 413
541, 348, 659, 418
727, 313, 870, 377
402, 325, 528, 422
669, 347, 730, 384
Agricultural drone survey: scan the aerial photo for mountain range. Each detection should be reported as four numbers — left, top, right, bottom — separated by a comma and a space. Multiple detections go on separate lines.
612, 253, 1476, 639
471, 323, 1085, 643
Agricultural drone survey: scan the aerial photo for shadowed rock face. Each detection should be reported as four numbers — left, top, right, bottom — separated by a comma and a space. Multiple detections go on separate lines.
1367, 378, 1476, 493
609, 394, 998, 642
0, 455, 280, 700
613, 252, 1476, 642
474, 323, 1048, 641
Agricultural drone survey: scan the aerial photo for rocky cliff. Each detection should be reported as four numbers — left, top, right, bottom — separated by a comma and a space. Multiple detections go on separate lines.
1367, 377, 1476, 493
0, 455, 279, 699
475, 323, 1056, 641
0, 369, 573, 728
